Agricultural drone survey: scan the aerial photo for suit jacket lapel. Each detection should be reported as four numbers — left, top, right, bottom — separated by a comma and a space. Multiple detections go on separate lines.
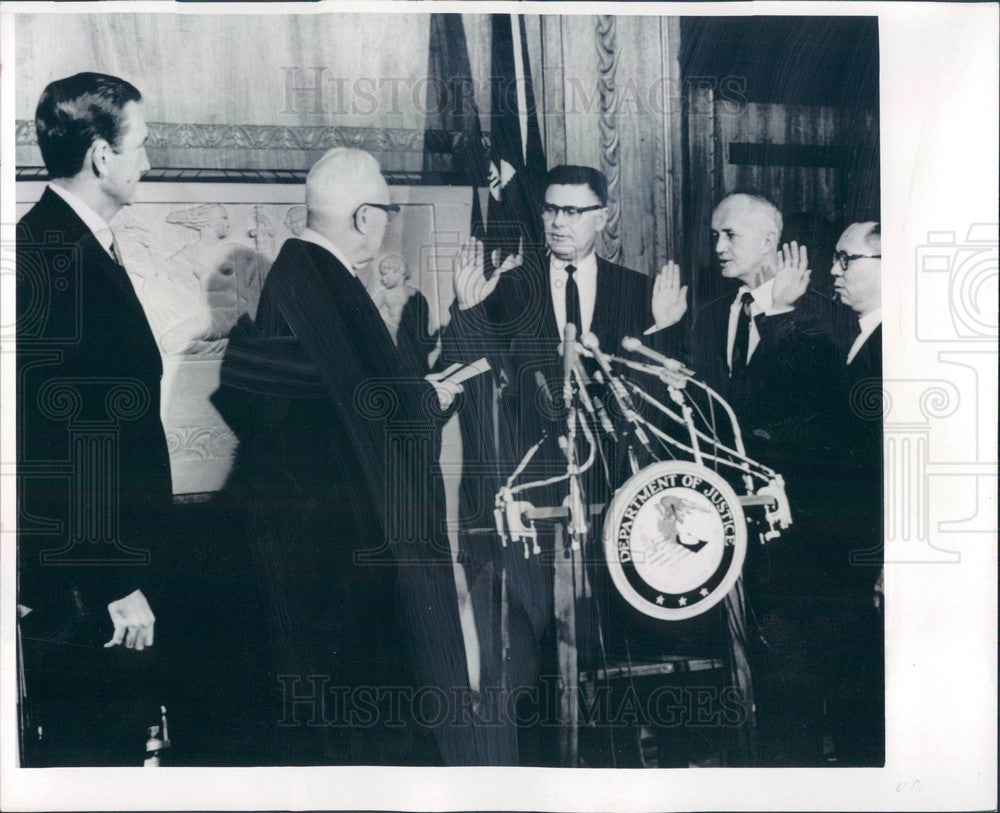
590, 256, 617, 343
848, 324, 882, 381
536, 250, 560, 342
39, 189, 162, 374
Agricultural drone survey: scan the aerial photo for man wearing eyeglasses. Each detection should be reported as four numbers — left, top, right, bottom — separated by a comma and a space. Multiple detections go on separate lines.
452, 164, 688, 474
213, 147, 482, 765
687, 193, 861, 765
832, 222, 882, 377
446, 164, 688, 765
824, 220, 884, 766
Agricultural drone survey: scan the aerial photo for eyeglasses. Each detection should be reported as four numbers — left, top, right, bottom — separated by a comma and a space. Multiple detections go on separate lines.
357, 202, 401, 222
539, 203, 604, 222
833, 249, 881, 270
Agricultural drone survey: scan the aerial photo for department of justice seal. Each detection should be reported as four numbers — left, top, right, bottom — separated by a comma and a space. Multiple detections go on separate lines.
602, 461, 748, 621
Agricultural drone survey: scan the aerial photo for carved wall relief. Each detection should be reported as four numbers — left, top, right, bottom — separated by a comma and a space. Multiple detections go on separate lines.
17, 182, 474, 494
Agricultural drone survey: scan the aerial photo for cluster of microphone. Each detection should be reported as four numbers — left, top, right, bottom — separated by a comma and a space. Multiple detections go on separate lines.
560, 325, 693, 454
557, 325, 694, 547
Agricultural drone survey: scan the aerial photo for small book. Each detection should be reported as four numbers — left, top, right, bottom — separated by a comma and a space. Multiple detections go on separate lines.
428, 357, 491, 385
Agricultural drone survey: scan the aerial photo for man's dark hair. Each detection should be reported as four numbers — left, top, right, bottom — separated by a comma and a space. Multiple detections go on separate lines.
35, 72, 142, 179
544, 165, 609, 206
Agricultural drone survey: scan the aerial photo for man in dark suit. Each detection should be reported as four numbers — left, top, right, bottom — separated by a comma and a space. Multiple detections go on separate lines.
688, 193, 860, 765
826, 220, 884, 766
833, 221, 882, 412
16, 73, 168, 765
212, 147, 488, 765
690, 193, 845, 443
451, 165, 688, 484
444, 164, 688, 764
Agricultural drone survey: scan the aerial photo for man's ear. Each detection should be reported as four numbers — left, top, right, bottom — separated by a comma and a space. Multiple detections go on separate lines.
88, 138, 112, 179
354, 203, 372, 235
594, 207, 609, 232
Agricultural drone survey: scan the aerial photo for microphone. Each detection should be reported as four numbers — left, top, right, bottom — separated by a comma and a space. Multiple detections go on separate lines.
573, 355, 615, 436
562, 323, 577, 406
581, 332, 631, 407
534, 370, 554, 413
581, 332, 653, 454
621, 336, 694, 376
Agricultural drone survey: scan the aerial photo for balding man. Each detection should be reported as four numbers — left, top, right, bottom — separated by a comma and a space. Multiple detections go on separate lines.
833, 221, 882, 386
690, 193, 851, 765
692, 193, 843, 427
213, 148, 480, 765
826, 220, 884, 766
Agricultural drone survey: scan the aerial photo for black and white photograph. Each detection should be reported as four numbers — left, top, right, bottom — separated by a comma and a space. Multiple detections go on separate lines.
0, 2, 996, 810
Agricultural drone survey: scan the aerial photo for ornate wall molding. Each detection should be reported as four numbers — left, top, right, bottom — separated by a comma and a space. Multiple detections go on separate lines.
16, 166, 436, 185
17, 120, 480, 154
596, 14, 622, 263
17, 120, 486, 183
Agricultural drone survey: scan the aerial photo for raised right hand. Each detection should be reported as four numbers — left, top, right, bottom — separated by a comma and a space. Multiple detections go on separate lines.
452, 237, 522, 310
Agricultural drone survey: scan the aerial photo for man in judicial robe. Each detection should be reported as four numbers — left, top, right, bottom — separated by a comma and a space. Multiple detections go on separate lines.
16, 72, 167, 766
443, 164, 689, 763
212, 147, 485, 765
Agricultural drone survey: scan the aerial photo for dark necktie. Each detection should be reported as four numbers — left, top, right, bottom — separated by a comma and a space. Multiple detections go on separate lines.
565, 264, 581, 333
730, 291, 755, 376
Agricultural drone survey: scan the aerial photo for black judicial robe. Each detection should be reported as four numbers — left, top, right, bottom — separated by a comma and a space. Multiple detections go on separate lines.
16, 188, 173, 765
213, 238, 481, 765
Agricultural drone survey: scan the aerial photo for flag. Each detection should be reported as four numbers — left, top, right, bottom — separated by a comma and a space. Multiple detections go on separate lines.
422, 14, 488, 184
483, 13, 547, 270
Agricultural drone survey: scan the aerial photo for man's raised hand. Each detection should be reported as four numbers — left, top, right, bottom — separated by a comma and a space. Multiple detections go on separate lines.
772, 241, 811, 309
452, 236, 521, 310
651, 260, 689, 329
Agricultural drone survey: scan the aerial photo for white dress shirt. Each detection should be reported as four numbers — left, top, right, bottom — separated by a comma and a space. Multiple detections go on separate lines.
47, 182, 118, 262
726, 277, 794, 371
847, 308, 882, 364
297, 227, 358, 277
550, 251, 598, 336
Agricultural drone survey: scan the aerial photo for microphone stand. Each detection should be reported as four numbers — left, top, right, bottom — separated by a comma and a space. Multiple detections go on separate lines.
563, 324, 587, 550
581, 332, 655, 469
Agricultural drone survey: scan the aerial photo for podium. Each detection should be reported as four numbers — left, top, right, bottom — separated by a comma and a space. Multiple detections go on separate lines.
518, 504, 756, 767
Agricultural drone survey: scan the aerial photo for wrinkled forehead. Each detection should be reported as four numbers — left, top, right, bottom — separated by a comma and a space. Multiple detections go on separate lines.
711, 198, 773, 234
544, 183, 602, 207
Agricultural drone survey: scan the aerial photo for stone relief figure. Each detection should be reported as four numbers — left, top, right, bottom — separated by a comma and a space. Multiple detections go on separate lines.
165, 203, 269, 354
372, 253, 413, 340
284, 204, 307, 237
372, 253, 437, 374
249, 204, 276, 258
114, 210, 209, 356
